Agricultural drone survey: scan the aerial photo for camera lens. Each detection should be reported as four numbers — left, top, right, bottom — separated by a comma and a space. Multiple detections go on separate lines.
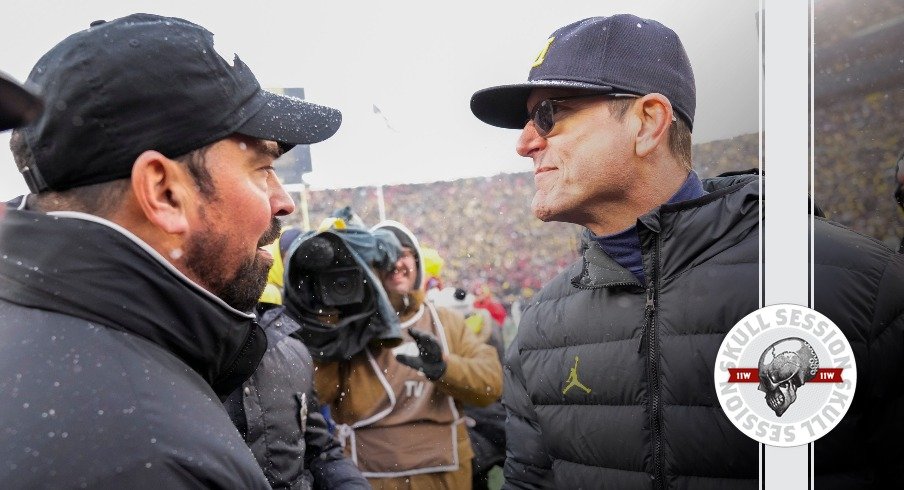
318, 266, 366, 306
332, 275, 353, 294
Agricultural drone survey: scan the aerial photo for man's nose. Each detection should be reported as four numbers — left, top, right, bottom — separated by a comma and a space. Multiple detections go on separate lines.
516, 121, 547, 158
270, 180, 296, 217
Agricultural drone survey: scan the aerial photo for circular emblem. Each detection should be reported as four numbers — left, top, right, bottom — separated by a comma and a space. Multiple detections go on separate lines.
713, 304, 857, 447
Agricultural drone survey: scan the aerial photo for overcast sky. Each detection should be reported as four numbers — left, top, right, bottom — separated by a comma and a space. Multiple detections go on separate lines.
0, 0, 760, 198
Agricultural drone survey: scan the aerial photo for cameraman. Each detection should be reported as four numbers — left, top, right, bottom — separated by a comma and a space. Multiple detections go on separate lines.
314, 220, 502, 489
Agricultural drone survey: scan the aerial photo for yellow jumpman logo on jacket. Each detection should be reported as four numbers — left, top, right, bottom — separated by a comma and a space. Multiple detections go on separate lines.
562, 356, 592, 395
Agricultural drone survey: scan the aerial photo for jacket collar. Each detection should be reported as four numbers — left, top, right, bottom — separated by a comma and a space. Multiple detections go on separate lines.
573, 174, 760, 289
573, 236, 643, 289
0, 208, 266, 400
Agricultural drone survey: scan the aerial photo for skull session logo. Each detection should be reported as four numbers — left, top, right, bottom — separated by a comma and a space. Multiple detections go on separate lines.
714, 304, 856, 447
758, 338, 821, 417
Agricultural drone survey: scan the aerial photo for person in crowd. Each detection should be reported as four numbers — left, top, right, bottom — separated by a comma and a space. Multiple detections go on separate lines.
314, 220, 503, 489
0, 13, 340, 488
224, 228, 368, 489
470, 13, 904, 489
472, 284, 507, 327
421, 245, 446, 291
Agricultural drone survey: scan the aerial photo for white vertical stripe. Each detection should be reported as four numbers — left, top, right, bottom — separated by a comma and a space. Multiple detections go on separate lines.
762, 1, 813, 489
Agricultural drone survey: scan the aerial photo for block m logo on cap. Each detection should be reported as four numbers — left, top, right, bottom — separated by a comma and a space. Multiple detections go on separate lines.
532, 37, 555, 67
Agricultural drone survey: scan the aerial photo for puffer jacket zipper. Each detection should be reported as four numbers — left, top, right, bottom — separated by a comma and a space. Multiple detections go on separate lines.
643, 235, 665, 490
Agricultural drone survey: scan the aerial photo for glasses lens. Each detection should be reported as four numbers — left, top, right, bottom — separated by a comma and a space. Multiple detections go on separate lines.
532, 99, 555, 136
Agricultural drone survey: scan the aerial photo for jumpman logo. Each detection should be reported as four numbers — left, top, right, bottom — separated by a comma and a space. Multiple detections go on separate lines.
562, 356, 592, 395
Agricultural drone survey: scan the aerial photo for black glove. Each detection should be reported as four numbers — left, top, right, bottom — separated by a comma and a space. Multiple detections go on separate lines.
395, 328, 447, 381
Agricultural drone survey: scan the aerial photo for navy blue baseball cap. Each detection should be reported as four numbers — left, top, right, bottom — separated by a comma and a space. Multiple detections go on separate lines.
19, 13, 342, 193
471, 15, 696, 131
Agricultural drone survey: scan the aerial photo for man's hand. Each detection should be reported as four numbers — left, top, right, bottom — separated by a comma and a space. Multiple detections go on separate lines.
395, 328, 447, 380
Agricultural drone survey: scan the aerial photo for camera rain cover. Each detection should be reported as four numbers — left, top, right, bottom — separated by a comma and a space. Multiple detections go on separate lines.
282, 229, 403, 361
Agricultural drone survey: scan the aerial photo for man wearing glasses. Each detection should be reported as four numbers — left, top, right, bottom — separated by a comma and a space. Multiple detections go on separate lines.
471, 14, 904, 489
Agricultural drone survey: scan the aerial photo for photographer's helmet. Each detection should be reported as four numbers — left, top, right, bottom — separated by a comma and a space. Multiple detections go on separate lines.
371, 220, 425, 290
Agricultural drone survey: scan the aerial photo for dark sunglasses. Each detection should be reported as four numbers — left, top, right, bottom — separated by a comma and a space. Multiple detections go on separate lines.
527, 93, 640, 137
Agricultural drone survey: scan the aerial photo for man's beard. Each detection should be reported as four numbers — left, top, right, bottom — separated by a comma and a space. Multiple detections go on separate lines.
184, 216, 282, 312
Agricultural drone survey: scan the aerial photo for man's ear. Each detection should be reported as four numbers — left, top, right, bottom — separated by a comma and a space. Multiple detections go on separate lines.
634, 93, 673, 158
130, 150, 193, 235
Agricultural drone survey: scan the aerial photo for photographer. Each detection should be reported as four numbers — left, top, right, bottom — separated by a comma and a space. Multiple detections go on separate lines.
283, 217, 405, 362
312, 220, 502, 489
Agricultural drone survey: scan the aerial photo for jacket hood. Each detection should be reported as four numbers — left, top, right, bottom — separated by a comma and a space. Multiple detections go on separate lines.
371, 220, 425, 290
576, 173, 760, 288
0, 208, 266, 400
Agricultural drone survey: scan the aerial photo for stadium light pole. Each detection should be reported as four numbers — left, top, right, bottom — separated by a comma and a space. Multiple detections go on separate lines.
373, 103, 396, 223
283, 181, 313, 231
376, 184, 386, 223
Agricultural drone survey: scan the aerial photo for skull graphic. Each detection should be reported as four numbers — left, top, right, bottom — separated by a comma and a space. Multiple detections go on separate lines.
757, 338, 819, 417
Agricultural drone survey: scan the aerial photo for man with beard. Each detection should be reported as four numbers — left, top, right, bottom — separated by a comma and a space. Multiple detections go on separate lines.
314, 220, 503, 489
0, 14, 340, 488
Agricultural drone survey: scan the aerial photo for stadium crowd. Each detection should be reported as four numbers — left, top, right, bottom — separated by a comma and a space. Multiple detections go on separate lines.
292, 133, 760, 308
813, 0, 903, 248
815, 87, 903, 246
